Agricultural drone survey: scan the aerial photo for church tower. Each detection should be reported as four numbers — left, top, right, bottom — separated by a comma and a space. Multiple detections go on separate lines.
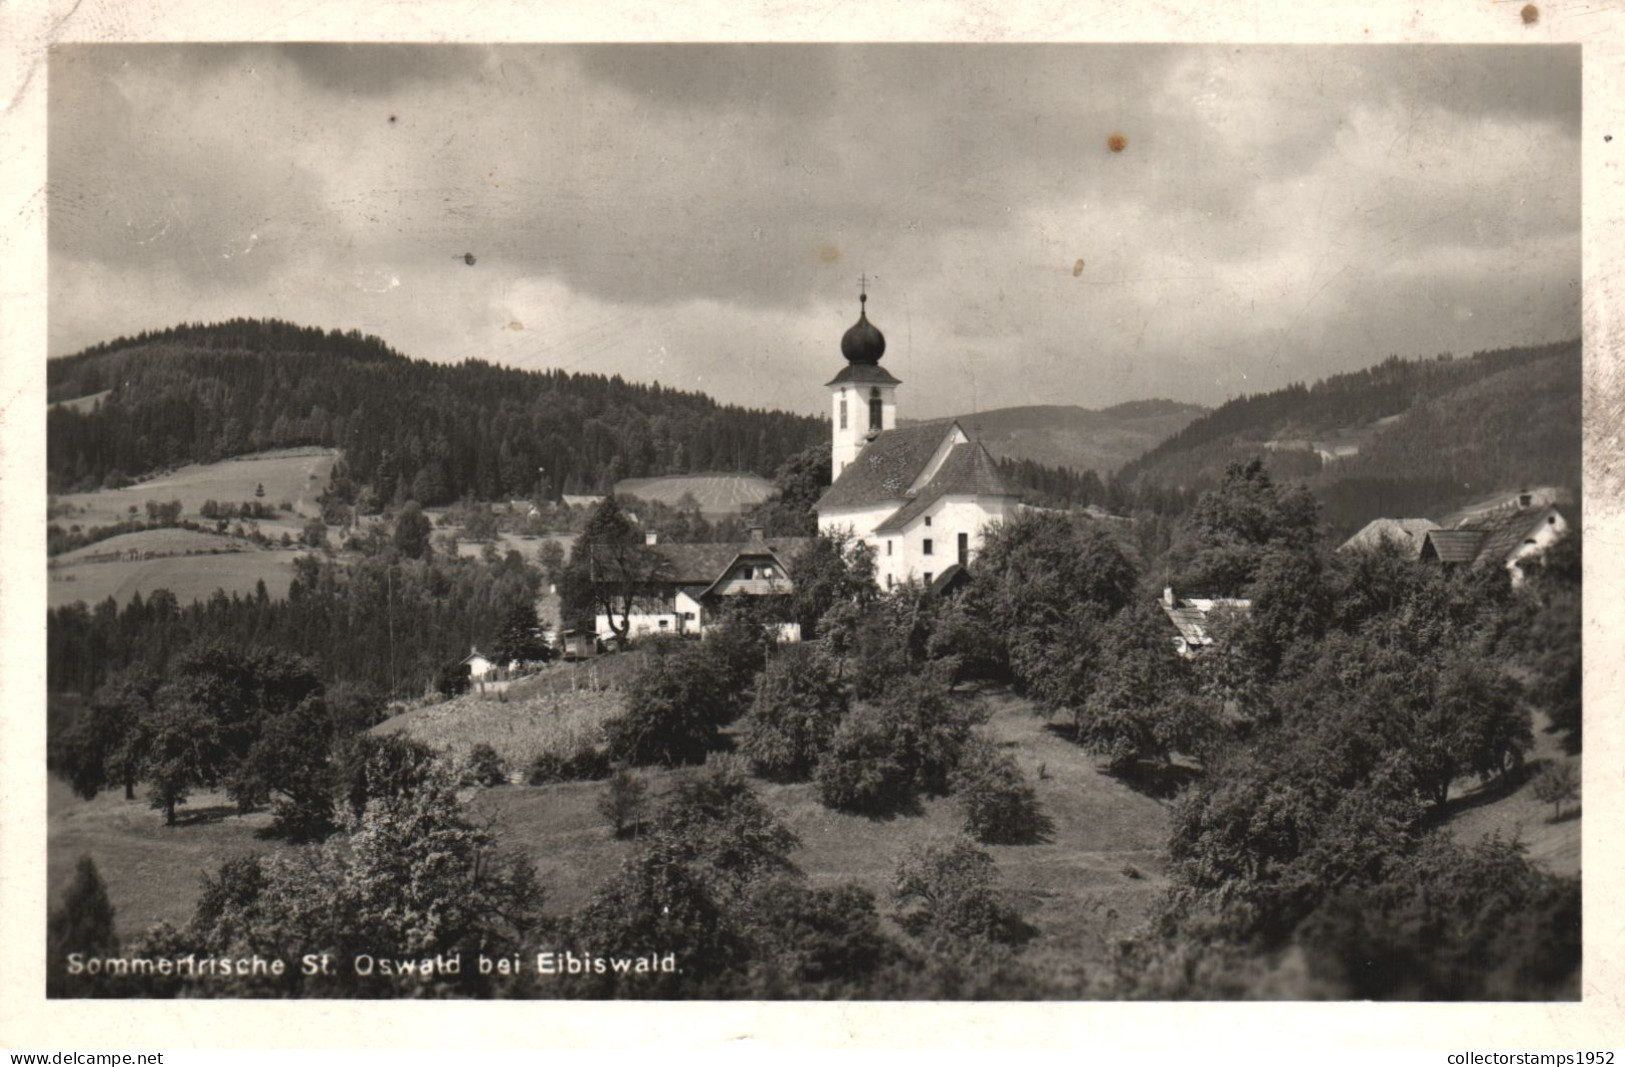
826, 289, 901, 476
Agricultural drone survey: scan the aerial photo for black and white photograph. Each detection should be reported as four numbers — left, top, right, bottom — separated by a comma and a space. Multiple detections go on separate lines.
6, 2, 1616, 1036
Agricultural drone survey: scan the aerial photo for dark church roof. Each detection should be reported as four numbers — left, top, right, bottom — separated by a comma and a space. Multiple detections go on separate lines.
840, 294, 887, 365
815, 419, 960, 511
825, 363, 903, 388
873, 442, 1016, 533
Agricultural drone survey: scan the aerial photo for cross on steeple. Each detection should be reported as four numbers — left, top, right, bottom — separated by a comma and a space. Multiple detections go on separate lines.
858, 273, 870, 305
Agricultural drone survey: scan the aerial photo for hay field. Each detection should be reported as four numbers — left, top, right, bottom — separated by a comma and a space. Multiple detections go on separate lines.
613, 472, 775, 518
52, 447, 338, 530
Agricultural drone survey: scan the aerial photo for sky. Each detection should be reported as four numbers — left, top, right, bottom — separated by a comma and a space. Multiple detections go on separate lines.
48, 43, 1581, 419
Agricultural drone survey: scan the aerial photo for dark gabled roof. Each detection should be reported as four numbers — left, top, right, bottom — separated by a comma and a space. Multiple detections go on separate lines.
873, 442, 1019, 534
815, 419, 960, 511
1473, 507, 1556, 566
826, 363, 903, 388
927, 563, 970, 595
1339, 518, 1439, 557
650, 538, 811, 586
1422, 529, 1487, 564
650, 543, 750, 584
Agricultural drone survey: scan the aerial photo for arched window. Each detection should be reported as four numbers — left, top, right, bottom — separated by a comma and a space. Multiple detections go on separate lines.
869, 387, 883, 431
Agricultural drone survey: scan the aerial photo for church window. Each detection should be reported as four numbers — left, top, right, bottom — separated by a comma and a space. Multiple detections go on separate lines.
887, 541, 893, 556
869, 388, 883, 431
839, 399, 848, 430
924, 515, 931, 527
923, 538, 934, 556
887, 573, 894, 590
924, 572, 934, 586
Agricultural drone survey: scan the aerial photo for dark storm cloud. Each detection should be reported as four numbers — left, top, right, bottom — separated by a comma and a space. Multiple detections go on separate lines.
47, 43, 1580, 413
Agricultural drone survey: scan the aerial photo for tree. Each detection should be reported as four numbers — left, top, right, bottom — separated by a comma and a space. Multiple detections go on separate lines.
951, 735, 1047, 844
606, 642, 736, 766
182, 767, 548, 996
392, 501, 433, 559
787, 530, 876, 641
965, 511, 1138, 705
891, 838, 1028, 947
1166, 458, 1319, 596
597, 766, 650, 838
1075, 603, 1210, 777
47, 856, 120, 998
490, 600, 550, 667
559, 498, 673, 644
738, 645, 849, 781
300, 516, 328, 549
60, 667, 158, 801
1531, 761, 1579, 821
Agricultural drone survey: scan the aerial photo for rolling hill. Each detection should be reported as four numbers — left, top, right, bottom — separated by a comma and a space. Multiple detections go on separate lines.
1113, 339, 1581, 538
909, 399, 1208, 476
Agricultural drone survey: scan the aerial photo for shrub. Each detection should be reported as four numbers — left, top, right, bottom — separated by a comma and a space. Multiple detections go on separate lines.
813, 703, 914, 815
597, 765, 651, 838
1531, 761, 1579, 821
951, 735, 1047, 844
738, 645, 848, 781
468, 743, 508, 787
526, 746, 612, 784
605, 643, 735, 766
741, 881, 908, 997
813, 664, 984, 816
47, 856, 120, 998
891, 838, 1029, 947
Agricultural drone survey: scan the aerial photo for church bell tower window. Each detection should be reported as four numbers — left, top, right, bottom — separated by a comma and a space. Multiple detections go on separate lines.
869, 388, 883, 432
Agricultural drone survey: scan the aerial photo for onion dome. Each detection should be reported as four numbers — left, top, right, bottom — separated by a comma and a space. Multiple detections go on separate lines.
840, 293, 887, 365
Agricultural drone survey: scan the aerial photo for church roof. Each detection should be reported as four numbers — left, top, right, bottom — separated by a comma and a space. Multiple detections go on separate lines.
826, 363, 903, 388
873, 441, 1017, 533
840, 295, 887, 365
815, 419, 960, 511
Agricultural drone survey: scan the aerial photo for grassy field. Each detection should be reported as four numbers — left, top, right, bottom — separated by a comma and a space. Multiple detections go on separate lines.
46, 682, 1582, 984
52, 389, 112, 414
47, 776, 282, 939
373, 675, 627, 771
612, 472, 775, 519
48, 538, 302, 610
1441, 712, 1580, 876
52, 447, 338, 532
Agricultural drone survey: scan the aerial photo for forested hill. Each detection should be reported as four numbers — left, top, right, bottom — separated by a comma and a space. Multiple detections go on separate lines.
1112, 339, 1581, 536
47, 319, 827, 504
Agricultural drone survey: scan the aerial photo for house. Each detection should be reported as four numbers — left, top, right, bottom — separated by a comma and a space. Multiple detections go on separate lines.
1419, 500, 1571, 587
813, 291, 1023, 591
562, 494, 606, 510
558, 629, 598, 661
593, 528, 810, 642
460, 647, 500, 680
1338, 518, 1440, 558
1159, 586, 1252, 657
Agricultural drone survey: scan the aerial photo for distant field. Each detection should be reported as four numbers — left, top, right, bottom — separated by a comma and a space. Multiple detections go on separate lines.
48, 540, 302, 610
52, 389, 112, 414
372, 667, 628, 770
54, 527, 262, 564
613, 472, 775, 518
446, 531, 575, 563
52, 447, 338, 531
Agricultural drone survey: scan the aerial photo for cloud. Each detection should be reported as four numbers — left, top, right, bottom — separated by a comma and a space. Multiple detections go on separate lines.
48, 43, 1580, 416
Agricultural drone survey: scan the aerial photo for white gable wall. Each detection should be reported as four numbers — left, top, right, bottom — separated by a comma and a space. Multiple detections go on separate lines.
1506, 508, 1570, 586
873, 494, 1017, 590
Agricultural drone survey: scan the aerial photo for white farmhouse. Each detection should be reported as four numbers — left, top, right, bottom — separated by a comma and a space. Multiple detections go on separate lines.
814, 293, 1022, 591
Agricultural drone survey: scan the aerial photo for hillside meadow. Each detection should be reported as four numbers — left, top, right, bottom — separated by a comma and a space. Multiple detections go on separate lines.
47, 679, 1575, 986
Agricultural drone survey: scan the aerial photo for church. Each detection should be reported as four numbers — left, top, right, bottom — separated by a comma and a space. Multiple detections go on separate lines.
813, 292, 1023, 592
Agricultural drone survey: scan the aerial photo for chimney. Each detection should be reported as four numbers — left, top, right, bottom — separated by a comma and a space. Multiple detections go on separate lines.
1163, 586, 1176, 607
1518, 491, 1533, 508
645, 531, 658, 546
748, 526, 765, 544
